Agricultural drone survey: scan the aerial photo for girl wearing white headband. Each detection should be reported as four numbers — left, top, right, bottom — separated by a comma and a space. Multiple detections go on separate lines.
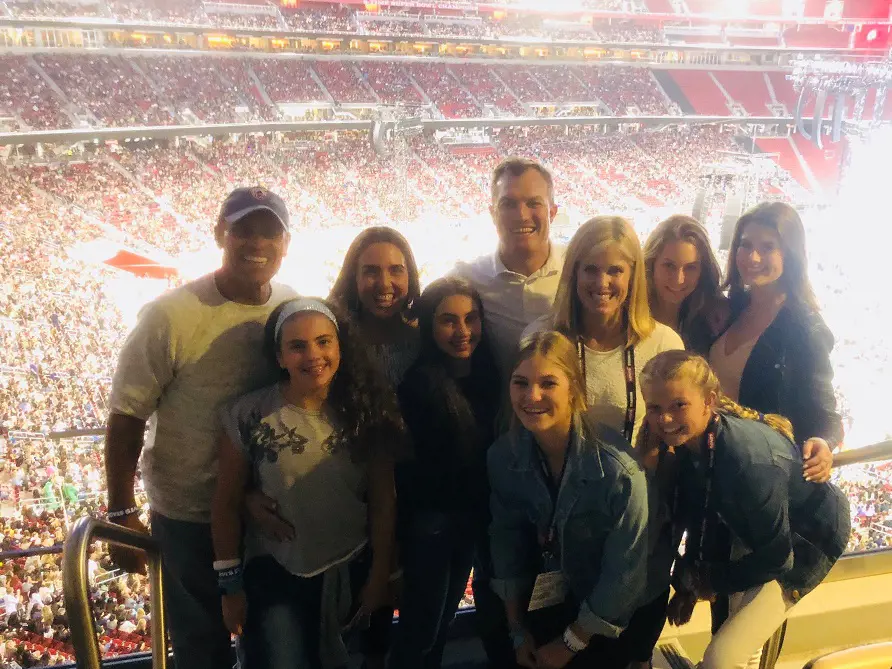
211, 297, 406, 669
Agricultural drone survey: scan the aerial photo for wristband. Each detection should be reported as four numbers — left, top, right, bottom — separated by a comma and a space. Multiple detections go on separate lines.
510, 630, 527, 651
217, 563, 244, 596
562, 626, 587, 653
107, 506, 140, 520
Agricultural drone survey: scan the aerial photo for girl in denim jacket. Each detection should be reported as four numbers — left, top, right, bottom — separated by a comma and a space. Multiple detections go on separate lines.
488, 331, 650, 669
639, 350, 850, 669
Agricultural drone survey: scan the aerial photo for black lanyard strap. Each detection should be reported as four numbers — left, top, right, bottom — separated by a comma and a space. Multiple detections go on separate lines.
671, 415, 719, 565
534, 438, 572, 560
578, 338, 637, 443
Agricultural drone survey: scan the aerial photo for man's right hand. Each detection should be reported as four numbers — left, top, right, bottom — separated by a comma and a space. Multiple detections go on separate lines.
244, 490, 295, 542
108, 513, 150, 575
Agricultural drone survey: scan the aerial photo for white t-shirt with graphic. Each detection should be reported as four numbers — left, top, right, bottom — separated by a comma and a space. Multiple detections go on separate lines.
222, 384, 368, 577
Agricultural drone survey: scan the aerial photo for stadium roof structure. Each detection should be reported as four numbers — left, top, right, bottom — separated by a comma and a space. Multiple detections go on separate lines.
0, 115, 798, 146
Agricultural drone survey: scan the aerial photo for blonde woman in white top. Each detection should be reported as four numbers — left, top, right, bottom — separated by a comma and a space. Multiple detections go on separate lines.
523, 215, 683, 446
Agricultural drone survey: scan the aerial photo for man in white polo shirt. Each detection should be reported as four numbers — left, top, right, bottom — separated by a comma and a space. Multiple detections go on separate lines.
452, 157, 563, 377
105, 187, 296, 669
451, 157, 563, 669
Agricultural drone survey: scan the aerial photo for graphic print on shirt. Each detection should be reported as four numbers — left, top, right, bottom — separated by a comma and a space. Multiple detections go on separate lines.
240, 409, 309, 464
239, 408, 348, 466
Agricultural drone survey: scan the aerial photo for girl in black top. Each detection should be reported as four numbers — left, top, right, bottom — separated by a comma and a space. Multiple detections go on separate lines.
390, 277, 501, 669
711, 201, 842, 452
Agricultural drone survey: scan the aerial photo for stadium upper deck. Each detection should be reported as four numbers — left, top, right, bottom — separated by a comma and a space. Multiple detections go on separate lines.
1, 0, 891, 53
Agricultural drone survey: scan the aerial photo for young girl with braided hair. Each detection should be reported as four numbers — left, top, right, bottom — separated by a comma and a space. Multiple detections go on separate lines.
638, 350, 850, 669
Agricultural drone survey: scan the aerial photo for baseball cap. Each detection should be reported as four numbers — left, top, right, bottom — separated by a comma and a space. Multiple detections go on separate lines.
220, 186, 290, 231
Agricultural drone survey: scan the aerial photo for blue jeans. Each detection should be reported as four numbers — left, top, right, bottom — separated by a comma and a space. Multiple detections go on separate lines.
390, 511, 475, 669
150, 512, 234, 669
242, 553, 369, 669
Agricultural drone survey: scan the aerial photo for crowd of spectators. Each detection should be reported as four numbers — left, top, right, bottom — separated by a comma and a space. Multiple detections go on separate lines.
1, 124, 890, 666
0, 53, 687, 131
202, 10, 280, 31
5, 0, 669, 42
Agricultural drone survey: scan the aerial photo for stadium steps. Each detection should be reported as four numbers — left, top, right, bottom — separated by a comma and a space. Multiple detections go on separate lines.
402, 66, 437, 112
651, 69, 696, 114
648, 69, 679, 113
763, 72, 785, 112
349, 62, 383, 104
211, 65, 261, 119
26, 56, 83, 127
524, 66, 558, 103
305, 64, 336, 104
567, 68, 610, 113
126, 57, 178, 120
244, 66, 277, 108
488, 69, 531, 115
667, 70, 730, 115
754, 136, 819, 193
790, 132, 845, 196
714, 71, 773, 116
446, 66, 485, 113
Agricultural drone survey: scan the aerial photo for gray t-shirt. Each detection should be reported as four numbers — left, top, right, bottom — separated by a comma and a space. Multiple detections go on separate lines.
222, 384, 368, 577
109, 274, 297, 522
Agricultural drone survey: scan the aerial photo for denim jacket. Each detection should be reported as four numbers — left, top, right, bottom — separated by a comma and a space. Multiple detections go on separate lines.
487, 420, 649, 639
675, 415, 850, 600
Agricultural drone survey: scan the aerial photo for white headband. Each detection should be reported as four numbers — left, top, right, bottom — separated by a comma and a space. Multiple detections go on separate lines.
274, 298, 339, 341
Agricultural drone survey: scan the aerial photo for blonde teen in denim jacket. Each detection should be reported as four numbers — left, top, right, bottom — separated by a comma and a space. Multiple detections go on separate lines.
487, 331, 649, 669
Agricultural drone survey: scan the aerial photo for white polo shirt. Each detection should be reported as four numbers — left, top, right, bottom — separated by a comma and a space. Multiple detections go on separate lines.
452, 245, 564, 376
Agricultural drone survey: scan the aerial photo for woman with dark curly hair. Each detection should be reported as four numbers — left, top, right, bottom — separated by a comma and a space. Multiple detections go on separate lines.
328, 226, 422, 668
210, 297, 406, 669
329, 226, 422, 386
389, 277, 501, 669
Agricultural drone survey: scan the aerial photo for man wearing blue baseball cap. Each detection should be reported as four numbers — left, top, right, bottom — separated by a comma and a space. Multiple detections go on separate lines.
105, 186, 297, 669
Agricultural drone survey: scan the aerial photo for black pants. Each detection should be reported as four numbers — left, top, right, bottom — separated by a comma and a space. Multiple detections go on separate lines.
526, 590, 670, 668
472, 535, 520, 669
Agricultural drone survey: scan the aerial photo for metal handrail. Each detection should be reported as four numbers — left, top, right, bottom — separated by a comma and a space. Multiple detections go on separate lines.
833, 440, 892, 468
0, 545, 64, 559
63, 516, 166, 669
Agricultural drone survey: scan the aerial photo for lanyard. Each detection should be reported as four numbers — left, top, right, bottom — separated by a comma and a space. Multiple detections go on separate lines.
534, 438, 572, 562
578, 339, 637, 443
671, 415, 719, 564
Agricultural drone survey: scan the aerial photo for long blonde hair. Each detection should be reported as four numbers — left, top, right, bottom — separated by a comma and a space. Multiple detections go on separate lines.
551, 216, 654, 347
509, 331, 588, 431
639, 350, 794, 443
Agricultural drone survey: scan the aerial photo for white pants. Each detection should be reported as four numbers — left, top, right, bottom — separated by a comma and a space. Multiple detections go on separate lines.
700, 580, 796, 669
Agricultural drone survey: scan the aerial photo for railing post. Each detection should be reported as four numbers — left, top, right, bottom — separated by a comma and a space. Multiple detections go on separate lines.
63, 515, 167, 669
